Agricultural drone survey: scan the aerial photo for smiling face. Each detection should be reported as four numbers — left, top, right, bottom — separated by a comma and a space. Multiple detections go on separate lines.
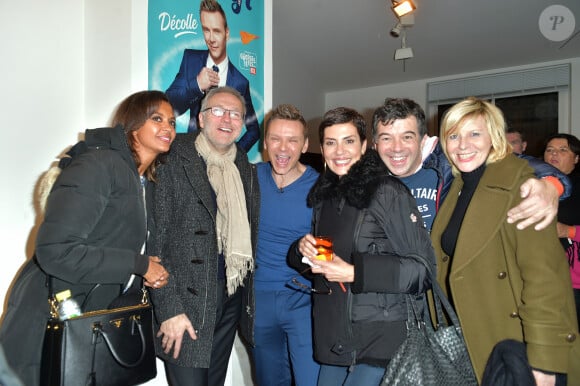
374, 115, 426, 177
264, 118, 308, 177
131, 100, 176, 160
544, 138, 579, 175
321, 123, 367, 176
198, 91, 244, 154
445, 115, 492, 173
201, 11, 229, 64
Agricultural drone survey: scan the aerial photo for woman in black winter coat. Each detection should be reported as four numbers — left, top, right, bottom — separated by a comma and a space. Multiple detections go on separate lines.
288, 107, 436, 386
0, 90, 176, 386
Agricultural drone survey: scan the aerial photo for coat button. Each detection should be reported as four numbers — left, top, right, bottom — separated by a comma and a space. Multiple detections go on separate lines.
442, 255, 449, 262
187, 287, 197, 295
566, 333, 576, 342
497, 271, 507, 279
509, 311, 519, 318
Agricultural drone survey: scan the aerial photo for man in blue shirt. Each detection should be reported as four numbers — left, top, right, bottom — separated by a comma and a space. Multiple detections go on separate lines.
371, 98, 568, 232
253, 104, 320, 386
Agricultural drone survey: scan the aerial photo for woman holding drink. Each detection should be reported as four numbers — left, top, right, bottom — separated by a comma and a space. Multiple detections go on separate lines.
288, 107, 436, 385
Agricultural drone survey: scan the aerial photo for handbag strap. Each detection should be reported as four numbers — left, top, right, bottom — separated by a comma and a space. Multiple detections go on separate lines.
92, 315, 148, 368
45, 275, 146, 315
406, 252, 462, 330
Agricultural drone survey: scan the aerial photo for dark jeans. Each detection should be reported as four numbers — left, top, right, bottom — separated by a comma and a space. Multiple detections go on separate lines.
317, 363, 385, 386
165, 281, 242, 386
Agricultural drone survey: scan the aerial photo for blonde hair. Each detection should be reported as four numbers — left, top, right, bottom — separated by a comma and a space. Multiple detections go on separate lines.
440, 97, 510, 175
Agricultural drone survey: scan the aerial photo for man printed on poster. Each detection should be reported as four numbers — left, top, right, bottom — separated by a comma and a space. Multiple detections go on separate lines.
148, 0, 263, 158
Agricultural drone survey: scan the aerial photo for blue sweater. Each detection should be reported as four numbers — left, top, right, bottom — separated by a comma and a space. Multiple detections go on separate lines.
255, 162, 319, 290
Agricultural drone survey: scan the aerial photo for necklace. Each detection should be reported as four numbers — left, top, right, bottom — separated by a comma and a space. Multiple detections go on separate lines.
271, 163, 306, 193
273, 173, 287, 193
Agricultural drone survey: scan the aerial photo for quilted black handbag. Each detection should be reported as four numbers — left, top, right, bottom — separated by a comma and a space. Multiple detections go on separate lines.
40, 284, 156, 386
382, 261, 477, 386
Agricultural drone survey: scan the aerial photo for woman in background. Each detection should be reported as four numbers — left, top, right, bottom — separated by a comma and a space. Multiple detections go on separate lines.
288, 107, 435, 385
431, 97, 578, 385
0, 90, 175, 385
543, 133, 580, 330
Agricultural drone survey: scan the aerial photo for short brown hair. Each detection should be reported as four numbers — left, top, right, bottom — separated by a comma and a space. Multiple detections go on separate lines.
200, 0, 228, 29
264, 104, 308, 138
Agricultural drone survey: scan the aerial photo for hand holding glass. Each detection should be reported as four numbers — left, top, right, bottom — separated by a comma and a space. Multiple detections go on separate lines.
313, 236, 346, 292
314, 236, 333, 261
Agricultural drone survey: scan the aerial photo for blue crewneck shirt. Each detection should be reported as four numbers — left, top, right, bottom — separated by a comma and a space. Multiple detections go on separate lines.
255, 162, 319, 290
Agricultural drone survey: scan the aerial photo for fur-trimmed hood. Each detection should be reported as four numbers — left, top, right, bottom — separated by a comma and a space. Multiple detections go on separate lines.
307, 149, 390, 209
37, 126, 132, 217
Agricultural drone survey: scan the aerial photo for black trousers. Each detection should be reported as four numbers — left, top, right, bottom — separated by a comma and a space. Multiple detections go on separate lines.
165, 281, 242, 386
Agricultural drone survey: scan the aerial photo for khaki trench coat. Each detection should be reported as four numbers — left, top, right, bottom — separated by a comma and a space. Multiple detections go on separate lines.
431, 155, 579, 384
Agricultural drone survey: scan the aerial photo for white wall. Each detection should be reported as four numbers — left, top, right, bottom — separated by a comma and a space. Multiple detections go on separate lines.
1, 0, 85, 301
326, 58, 580, 140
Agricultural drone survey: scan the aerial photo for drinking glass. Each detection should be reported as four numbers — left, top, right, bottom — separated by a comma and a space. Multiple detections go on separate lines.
314, 236, 333, 261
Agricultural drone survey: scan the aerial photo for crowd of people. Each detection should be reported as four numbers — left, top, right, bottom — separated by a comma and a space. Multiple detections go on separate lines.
1, 86, 578, 386
1, 15, 580, 383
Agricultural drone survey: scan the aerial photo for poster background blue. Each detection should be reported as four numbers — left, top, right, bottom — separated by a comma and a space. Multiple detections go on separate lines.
148, 0, 264, 160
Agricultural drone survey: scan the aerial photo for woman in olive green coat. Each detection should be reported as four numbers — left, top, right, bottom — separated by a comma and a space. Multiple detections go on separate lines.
431, 97, 579, 385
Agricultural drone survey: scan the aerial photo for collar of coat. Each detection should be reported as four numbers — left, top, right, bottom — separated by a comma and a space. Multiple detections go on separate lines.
307, 149, 389, 210
460, 154, 528, 192
169, 131, 248, 165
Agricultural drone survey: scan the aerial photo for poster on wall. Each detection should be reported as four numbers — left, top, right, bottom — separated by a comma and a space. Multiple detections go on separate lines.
148, 0, 264, 161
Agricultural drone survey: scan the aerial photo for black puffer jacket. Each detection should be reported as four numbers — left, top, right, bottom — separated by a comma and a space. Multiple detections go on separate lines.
288, 149, 435, 367
0, 126, 151, 386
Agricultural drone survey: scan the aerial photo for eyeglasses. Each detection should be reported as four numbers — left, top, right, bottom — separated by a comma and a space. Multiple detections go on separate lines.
286, 267, 332, 295
202, 106, 244, 121
545, 147, 571, 155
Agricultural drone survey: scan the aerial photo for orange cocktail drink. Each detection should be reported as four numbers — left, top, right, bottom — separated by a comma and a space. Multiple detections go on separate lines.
314, 236, 333, 261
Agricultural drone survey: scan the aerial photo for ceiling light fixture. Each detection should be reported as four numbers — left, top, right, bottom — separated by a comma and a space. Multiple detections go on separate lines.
394, 30, 414, 60
390, 22, 403, 38
391, 0, 416, 18
391, 13, 415, 37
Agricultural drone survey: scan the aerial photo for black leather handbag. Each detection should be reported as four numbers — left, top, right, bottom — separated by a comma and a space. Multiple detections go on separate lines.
40, 286, 156, 386
382, 259, 477, 386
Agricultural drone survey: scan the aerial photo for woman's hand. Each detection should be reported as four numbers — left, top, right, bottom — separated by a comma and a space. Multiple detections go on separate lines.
298, 234, 318, 258
144, 256, 169, 288
157, 313, 197, 359
309, 254, 354, 283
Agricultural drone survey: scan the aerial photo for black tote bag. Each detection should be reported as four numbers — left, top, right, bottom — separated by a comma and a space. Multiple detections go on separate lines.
40, 287, 156, 386
382, 256, 477, 386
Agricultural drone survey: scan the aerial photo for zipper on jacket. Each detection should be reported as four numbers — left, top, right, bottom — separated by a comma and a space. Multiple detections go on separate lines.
246, 165, 255, 320
347, 208, 367, 369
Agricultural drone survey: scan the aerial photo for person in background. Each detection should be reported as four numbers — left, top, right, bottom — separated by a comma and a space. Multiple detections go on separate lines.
371, 97, 570, 232
151, 86, 260, 386
166, 0, 259, 152
506, 128, 527, 154
252, 104, 320, 386
288, 107, 435, 385
431, 97, 578, 385
543, 133, 580, 330
0, 90, 174, 385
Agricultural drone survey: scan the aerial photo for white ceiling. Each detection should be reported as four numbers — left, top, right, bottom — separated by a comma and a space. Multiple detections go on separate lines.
273, 0, 580, 100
